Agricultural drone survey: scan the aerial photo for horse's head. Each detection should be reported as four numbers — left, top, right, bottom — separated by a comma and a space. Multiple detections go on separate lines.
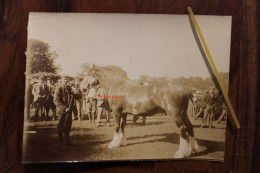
80, 64, 129, 94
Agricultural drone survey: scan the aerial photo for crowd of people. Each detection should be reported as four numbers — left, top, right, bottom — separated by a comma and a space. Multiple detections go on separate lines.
187, 87, 227, 128
28, 75, 110, 127
29, 75, 227, 130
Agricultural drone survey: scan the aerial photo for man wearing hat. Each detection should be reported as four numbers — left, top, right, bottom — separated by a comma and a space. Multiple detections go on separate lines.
201, 87, 217, 128
71, 82, 82, 121
53, 75, 74, 147
86, 82, 97, 124
32, 76, 48, 121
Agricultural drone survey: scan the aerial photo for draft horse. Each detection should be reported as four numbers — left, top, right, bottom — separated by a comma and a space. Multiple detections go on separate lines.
81, 65, 201, 158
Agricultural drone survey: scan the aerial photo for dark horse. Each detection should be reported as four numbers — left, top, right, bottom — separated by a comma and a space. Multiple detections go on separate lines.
81, 65, 201, 158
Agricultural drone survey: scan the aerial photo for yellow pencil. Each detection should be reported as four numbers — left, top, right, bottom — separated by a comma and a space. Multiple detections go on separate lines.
188, 7, 240, 129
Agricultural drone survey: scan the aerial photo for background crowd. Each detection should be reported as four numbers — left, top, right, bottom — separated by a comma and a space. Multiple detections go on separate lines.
27, 74, 110, 127
187, 87, 227, 128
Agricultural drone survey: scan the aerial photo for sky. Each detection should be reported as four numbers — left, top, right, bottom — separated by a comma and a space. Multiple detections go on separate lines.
28, 13, 232, 79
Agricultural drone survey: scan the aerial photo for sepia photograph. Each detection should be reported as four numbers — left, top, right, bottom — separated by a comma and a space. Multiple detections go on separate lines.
23, 13, 232, 163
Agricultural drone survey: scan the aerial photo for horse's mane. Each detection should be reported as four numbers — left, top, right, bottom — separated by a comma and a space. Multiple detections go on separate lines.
94, 65, 131, 93
84, 65, 192, 98
95, 65, 128, 79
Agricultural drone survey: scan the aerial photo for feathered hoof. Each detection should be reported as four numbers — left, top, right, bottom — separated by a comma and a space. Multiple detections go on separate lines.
192, 137, 206, 153
174, 149, 186, 158
174, 136, 190, 158
174, 136, 207, 158
194, 143, 206, 153
108, 132, 126, 148
120, 133, 127, 146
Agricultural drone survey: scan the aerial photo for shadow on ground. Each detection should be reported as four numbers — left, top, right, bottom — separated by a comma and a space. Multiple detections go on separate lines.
23, 117, 224, 162
126, 132, 224, 157
23, 127, 107, 163
128, 120, 169, 127
192, 124, 227, 129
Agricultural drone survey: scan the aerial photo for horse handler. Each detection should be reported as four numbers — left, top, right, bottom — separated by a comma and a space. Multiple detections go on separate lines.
53, 75, 75, 148
96, 84, 110, 127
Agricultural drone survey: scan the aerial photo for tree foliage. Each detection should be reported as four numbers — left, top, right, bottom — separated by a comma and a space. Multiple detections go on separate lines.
26, 39, 59, 75
170, 72, 229, 90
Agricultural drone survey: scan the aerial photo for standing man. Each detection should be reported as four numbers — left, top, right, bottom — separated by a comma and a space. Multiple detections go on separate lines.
194, 91, 206, 120
216, 93, 227, 124
86, 82, 97, 124
70, 82, 79, 121
32, 76, 48, 121
201, 87, 217, 128
217, 102, 227, 124
96, 84, 110, 127
53, 75, 74, 147
46, 77, 56, 120
72, 83, 82, 120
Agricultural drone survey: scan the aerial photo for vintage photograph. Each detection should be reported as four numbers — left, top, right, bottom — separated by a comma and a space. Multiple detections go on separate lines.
23, 13, 232, 162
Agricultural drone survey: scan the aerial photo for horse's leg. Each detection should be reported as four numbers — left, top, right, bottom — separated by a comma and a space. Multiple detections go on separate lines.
108, 110, 122, 148
183, 109, 206, 155
132, 115, 139, 124
173, 110, 190, 158
182, 111, 199, 155
120, 114, 127, 146
142, 116, 146, 125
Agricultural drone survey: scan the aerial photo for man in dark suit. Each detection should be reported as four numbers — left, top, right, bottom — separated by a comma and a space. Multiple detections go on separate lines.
32, 76, 48, 121
53, 75, 74, 147
72, 83, 82, 121
45, 77, 56, 120
201, 87, 217, 128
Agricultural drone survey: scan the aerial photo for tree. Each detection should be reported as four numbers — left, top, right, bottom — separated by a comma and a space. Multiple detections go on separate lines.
26, 39, 59, 75
219, 72, 229, 91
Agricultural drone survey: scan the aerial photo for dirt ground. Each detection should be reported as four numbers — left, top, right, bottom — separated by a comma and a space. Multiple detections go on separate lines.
22, 111, 226, 163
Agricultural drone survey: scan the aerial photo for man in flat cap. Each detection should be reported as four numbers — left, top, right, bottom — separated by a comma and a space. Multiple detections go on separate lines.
32, 76, 48, 121
53, 75, 74, 147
